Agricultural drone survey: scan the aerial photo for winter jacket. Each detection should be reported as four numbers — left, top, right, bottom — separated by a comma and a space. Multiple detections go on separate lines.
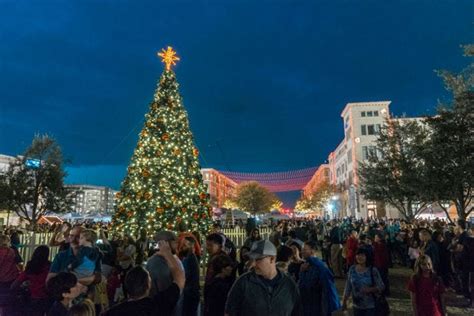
298, 257, 341, 316
225, 270, 302, 316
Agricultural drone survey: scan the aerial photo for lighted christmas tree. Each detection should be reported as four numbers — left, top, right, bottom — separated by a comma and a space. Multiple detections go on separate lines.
112, 47, 212, 237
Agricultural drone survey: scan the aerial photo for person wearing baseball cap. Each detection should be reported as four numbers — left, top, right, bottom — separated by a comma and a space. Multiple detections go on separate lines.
145, 231, 182, 295
225, 239, 302, 316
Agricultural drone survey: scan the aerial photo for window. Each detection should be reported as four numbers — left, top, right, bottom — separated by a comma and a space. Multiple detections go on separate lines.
345, 127, 352, 141
362, 146, 368, 160
368, 146, 377, 157
361, 125, 367, 135
361, 111, 366, 117
367, 111, 373, 117
375, 124, 381, 134
347, 149, 352, 162
374, 111, 379, 117
367, 124, 375, 135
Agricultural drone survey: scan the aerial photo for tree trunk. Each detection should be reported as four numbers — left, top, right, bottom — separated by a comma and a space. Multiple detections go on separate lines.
407, 200, 414, 219
456, 200, 466, 220
437, 202, 454, 224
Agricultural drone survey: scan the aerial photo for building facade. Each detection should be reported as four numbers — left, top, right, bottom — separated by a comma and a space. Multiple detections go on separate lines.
302, 164, 330, 198
65, 185, 117, 215
327, 101, 400, 218
201, 168, 238, 209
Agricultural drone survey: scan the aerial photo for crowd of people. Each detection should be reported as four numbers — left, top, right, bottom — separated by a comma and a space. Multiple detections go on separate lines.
0, 216, 473, 316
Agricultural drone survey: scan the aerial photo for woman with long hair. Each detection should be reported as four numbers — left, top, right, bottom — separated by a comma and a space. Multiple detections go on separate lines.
11, 245, 52, 315
408, 255, 446, 316
243, 228, 262, 249
342, 248, 385, 316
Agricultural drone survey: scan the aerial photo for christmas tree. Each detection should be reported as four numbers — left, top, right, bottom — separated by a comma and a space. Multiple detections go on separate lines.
112, 47, 212, 237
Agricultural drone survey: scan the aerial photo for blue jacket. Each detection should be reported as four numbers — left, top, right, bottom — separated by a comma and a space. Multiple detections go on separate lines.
298, 257, 341, 316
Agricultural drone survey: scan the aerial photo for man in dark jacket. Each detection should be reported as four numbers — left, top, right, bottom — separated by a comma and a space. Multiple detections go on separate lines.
299, 241, 341, 316
225, 239, 302, 316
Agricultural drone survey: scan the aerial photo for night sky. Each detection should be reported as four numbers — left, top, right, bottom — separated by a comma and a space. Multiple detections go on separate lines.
0, 1, 472, 207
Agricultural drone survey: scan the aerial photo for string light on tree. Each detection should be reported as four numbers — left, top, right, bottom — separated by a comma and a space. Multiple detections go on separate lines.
112, 46, 211, 237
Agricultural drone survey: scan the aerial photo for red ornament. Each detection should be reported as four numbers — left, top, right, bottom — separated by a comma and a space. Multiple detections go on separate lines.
201, 213, 207, 219
181, 207, 187, 213
176, 217, 182, 223
156, 207, 164, 214
193, 148, 199, 157
199, 193, 207, 200
193, 213, 199, 220
162, 133, 169, 141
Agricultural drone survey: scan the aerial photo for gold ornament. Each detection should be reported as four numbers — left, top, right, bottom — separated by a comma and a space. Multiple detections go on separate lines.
144, 192, 152, 200
157, 46, 180, 71
193, 148, 199, 157
115, 192, 122, 199
142, 169, 150, 177
156, 207, 164, 214
173, 148, 181, 155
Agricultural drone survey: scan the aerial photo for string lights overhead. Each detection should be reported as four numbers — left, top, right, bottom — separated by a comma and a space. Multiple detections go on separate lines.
220, 167, 318, 192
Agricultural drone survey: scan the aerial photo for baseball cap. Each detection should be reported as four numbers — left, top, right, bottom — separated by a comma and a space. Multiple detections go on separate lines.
154, 231, 177, 242
248, 239, 277, 259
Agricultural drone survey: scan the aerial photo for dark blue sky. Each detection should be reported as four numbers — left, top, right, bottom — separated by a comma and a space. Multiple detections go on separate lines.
1, 1, 472, 206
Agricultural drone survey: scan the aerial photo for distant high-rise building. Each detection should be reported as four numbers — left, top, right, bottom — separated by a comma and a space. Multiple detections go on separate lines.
65, 185, 117, 215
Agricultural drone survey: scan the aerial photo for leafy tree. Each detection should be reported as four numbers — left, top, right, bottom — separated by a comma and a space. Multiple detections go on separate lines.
0, 135, 71, 229
113, 48, 211, 237
232, 181, 277, 215
223, 199, 238, 210
424, 45, 474, 220
295, 181, 335, 216
271, 199, 283, 211
359, 119, 430, 220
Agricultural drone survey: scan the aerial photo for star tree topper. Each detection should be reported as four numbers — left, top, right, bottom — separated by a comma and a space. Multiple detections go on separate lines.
158, 46, 180, 71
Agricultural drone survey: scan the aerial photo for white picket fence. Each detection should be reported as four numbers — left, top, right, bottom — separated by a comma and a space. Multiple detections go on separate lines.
221, 227, 272, 247
17, 228, 273, 261
18, 232, 59, 261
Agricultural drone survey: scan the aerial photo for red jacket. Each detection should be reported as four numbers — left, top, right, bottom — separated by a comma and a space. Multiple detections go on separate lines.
0, 247, 19, 283
373, 241, 389, 269
346, 237, 359, 266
